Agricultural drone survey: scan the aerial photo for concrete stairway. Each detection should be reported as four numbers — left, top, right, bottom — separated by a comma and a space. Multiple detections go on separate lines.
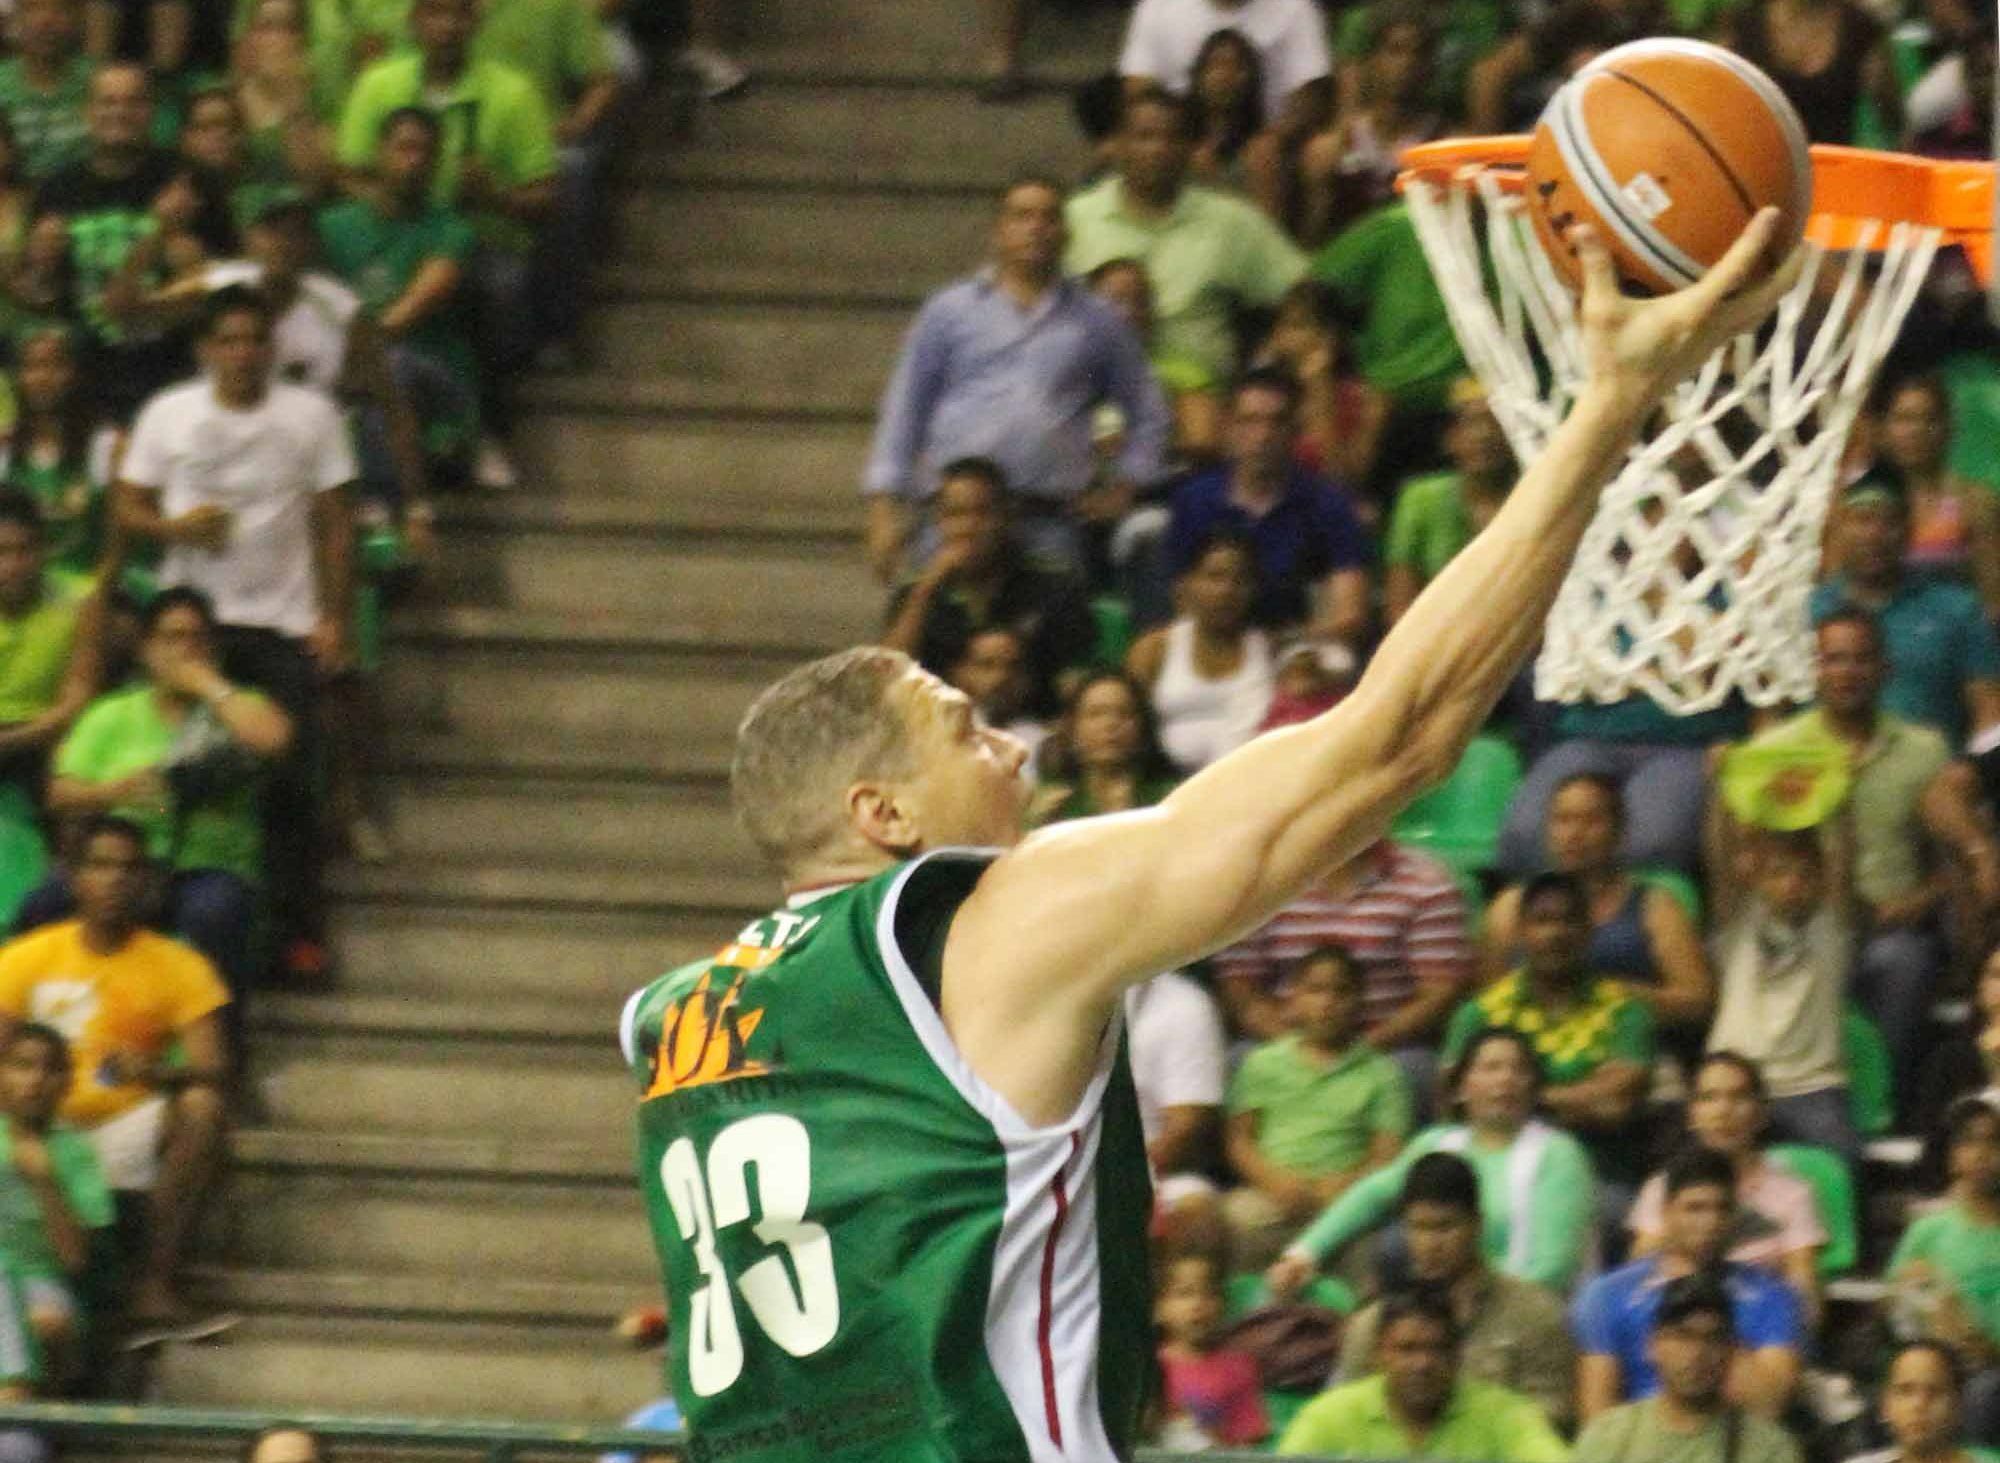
148, 0, 1113, 1435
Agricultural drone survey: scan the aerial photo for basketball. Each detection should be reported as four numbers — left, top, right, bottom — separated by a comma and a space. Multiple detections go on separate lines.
1523, 38, 1813, 295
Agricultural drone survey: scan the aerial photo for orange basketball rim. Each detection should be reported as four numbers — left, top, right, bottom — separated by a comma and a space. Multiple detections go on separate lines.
1399, 137, 1995, 287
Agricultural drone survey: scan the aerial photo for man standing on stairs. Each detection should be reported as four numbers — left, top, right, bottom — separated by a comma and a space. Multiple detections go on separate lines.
625, 215, 1803, 1462
862, 176, 1171, 586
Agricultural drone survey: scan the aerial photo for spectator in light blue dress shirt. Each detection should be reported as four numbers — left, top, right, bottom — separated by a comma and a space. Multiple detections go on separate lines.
862, 176, 1171, 585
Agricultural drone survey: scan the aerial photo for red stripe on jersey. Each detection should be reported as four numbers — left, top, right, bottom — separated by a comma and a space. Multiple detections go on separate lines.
1038, 1134, 1082, 1446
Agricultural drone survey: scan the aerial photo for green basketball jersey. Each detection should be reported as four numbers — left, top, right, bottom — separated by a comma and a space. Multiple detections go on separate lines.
620, 851, 1154, 1463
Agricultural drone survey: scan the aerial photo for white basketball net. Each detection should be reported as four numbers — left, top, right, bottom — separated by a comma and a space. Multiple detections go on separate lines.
1404, 165, 1942, 713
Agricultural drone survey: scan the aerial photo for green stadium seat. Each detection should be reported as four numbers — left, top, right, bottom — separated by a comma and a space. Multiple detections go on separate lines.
1842, 1006, 1895, 1138
0, 783, 46, 930
1391, 734, 1522, 882
1090, 596, 1133, 670
1941, 353, 2000, 492
1767, 1143, 1859, 1277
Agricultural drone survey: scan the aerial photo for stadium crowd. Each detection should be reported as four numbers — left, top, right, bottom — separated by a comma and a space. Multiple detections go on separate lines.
853, 0, 2000, 1457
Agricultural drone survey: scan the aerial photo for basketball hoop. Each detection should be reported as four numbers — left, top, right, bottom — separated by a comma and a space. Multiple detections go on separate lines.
1397, 138, 1994, 713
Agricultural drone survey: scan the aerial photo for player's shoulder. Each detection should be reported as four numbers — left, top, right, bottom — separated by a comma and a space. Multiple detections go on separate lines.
618, 956, 719, 1069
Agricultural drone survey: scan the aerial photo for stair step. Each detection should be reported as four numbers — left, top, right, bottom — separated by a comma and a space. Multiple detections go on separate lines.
726, 0, 1125, 80
431, 491, 857, 542
574, 299, 906, 402
148, 1316, 661, 1422
504, 414, 868, 520
375, 631, 812, 777
519, 370, 873, 420
372, 771, 753, 876
254, 992, 616, 1042
204, 1172, 651, 1286
187, 1268, 639, 1326
331, 860, 773, 918
426, 520, 876, 639
632, 81, 1081, 192
327, 903, 721, 1003
230, 1127, 630, 1182
252, 1030, 630, 1142
612, 188, 983, 296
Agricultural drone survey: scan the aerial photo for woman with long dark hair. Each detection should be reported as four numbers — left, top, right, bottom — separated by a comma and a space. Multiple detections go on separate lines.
1027, 670, 1179, 828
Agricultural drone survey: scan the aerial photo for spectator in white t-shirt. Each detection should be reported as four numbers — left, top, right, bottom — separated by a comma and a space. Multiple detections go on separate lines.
1126, 970, 1228, 1249
112, 284, 356, 980
1119, 0, 1333, 141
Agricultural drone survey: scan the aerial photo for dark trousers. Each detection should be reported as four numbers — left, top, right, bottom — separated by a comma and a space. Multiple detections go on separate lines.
216, 626, 323, 948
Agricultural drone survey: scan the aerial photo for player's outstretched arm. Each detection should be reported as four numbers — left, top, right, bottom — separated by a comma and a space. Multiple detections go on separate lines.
943, 215, 1802, 1123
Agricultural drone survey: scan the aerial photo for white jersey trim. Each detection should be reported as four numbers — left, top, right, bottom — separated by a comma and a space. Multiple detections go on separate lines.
616, 984, 648, 1071
875, 848, 1124, 1462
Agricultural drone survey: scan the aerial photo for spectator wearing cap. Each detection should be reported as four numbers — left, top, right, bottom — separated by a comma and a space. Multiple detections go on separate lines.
880, 459, 1098, 721
1213, 838, 1473, 1099
114, 285, 354, 979
1222, 944, 1410, 1270
0, 816, 232, 1341
1277, 1287, 1569, 1460
864, 177, 1169, 584
29, 63, 194, 420
1812, 479, 2000, 752
1485, 774, 1715, 1033
1159, 367, 1373, 648
1382, 379, 1515, 628
1889, 1097, 2000, 1442
1573, 1270, 1803, 1463
1573, 1147, 1807, 1423
336, 0, 557, 433
0, 491, 100, 805
1128, 530, 1276, 775
1718, 609, 2000, 1113
315, 108, 486, 479
0, 0, 93, 183
1317, 1153, 1578, 1428
1065, 89, 1306, 390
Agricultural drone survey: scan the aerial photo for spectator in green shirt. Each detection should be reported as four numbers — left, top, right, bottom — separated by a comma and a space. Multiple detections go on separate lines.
0, 1022, 111, 1385
1891, 1097, 2000, 1426
0, 491, 100, 800
317, 108, 484, 470
1383, 378, 1514, 626
1444, 871, 1656, 1191
1223, 943, 1411, 1269
1064, 88, 1306, 387
34, 586, 292, 1004
336, 0, 556, 406
0, 0, 93, 182
1278, 1286, 1570, 1460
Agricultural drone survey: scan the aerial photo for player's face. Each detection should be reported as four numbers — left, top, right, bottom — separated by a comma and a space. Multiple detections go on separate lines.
1403, 1201, 1477, 1283
1661, 1182, 1733, 1265
893, 669, 1030, 852
1814, 621, 1883, 716
1649, 1312, 1732, 1405
0, 1038, 67, 1125
1688, 1061, 1764, 1156
1884, 1349, 1962, 1453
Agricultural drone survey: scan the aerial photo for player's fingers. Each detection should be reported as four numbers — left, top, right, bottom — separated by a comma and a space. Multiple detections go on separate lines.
1568, 222, 1619, 309
1691, 207, 1781, 308
1715, 240, 1808, 338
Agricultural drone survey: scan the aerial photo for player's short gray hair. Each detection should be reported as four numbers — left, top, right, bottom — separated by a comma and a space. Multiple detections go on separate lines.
731, 647, 920, 873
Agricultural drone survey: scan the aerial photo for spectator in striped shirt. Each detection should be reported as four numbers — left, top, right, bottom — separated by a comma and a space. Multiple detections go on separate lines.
1212, 839, 1474, 1109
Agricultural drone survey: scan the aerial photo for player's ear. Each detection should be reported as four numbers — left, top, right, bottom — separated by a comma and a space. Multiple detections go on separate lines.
846, 780, 923, 858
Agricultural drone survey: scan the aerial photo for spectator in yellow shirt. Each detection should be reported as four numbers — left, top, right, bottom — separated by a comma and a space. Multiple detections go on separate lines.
0, 815, 230, 1343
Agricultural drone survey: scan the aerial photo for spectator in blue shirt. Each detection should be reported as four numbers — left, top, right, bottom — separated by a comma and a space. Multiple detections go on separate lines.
861, 177, 1170, 585
1812, 480, 2000, 750
1162, 365, 1373, 649
1573, 1147, 1806, 1425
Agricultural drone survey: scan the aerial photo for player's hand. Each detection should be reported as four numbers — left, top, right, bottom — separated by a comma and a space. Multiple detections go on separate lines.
1265, 1251, 1314, 1301
1573, 208, 1805, 407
